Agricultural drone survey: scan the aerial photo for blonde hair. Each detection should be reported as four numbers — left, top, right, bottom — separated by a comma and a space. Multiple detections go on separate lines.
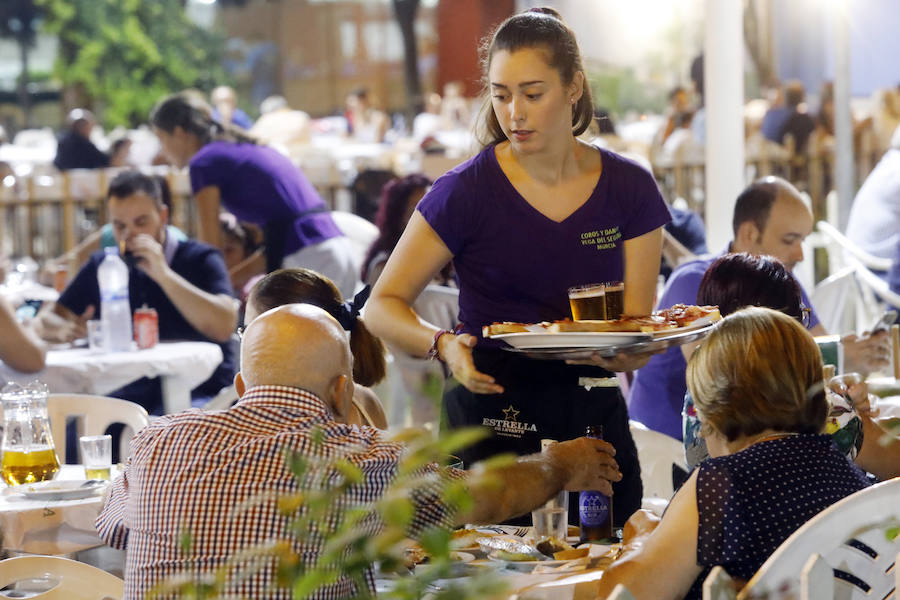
686, 307, 826, 442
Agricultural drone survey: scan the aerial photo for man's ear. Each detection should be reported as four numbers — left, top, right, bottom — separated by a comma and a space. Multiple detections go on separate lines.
234, 372, 245, 397
734, 220, 761, 250
329, 374, 354, 423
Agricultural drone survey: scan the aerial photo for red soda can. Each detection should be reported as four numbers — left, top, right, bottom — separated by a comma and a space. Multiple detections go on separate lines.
133, 306, 159, 349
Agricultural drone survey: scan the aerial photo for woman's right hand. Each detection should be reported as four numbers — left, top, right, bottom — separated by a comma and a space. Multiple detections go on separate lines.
438, 333, 504, 394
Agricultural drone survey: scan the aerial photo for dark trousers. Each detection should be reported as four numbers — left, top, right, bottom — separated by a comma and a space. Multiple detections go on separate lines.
444, 348, 642, 527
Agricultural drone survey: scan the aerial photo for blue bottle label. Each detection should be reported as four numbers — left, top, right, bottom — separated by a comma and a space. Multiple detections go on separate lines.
579, 491, 610, 527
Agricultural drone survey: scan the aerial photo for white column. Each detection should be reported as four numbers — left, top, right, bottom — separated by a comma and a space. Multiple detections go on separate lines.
703, 0, 745, 251
833, 0, 854, 228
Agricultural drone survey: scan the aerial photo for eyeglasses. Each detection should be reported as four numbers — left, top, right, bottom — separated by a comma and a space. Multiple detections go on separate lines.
237, 325, 245, 340
799, 306, 812, 327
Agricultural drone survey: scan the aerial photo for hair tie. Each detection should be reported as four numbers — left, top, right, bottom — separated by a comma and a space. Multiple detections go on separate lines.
336, 285, 371, 331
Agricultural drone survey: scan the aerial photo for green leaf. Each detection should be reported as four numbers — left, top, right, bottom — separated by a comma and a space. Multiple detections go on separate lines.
886, 526, 900, 542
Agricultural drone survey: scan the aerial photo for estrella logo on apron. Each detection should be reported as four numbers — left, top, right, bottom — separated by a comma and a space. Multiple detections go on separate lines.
482, 404, 538, 439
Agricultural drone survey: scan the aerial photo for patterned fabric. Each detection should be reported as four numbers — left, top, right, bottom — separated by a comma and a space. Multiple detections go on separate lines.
682, 390, 865, 470
684, 434, 870, 599
96, 385, 461, 599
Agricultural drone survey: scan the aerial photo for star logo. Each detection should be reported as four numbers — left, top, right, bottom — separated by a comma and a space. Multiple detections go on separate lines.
501, 405, 520, 422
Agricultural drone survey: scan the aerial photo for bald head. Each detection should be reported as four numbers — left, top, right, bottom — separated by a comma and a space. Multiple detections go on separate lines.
239, 304, 353, 403
733, 176, 813, 271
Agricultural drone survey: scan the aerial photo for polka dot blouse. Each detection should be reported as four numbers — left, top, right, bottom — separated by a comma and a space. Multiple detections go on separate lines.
685, 434, 871, 599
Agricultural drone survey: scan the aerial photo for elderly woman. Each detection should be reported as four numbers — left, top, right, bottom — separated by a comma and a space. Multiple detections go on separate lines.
594, 307, 871, 600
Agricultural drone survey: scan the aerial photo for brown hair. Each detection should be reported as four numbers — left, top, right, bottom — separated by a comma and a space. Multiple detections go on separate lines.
475, 7, 594, 148
248, 269, 387, 387
150, 92, 258, 146
686, 307, 826, 442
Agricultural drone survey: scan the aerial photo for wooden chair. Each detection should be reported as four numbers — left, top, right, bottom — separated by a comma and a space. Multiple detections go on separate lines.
0, 555, 123, 599
737, 478, 900, 600
47, 394, 150, 463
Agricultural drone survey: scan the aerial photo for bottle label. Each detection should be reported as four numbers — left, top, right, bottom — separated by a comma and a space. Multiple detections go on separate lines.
101, 291, 129, 302
579, 491, 610, 527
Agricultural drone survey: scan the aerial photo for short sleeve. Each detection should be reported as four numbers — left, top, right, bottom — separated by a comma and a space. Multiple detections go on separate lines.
695, 460, 732, 566
656, 262, 706, 309
188, 148, 226, 195
621, 162, 672, 241
416, 171, 475, 256
58, 257, 101, 317
188, 246, 233, 297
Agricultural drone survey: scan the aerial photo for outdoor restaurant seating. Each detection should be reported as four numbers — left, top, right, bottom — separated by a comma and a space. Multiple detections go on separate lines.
0, 554, 124, 599
46, 394, 149, 463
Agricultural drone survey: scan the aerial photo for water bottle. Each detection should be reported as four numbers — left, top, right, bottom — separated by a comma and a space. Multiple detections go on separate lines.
97, 247, 132, 352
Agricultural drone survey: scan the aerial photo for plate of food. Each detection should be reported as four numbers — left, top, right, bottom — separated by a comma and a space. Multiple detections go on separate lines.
11, 479, 108, 501
478, 535, 592, 572
484, 305, 721, 359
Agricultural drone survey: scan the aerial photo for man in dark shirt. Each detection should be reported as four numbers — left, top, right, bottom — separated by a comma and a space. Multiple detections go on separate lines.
36, 171, 238, 413
53, 109, 110, 171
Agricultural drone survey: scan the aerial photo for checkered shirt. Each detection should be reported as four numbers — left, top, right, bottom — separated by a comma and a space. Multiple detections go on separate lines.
96, 385, 460, 599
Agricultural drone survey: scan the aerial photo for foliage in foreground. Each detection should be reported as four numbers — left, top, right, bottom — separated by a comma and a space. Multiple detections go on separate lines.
149, 425, 512, 600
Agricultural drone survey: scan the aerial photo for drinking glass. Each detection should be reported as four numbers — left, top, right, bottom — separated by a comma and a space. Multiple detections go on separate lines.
602, 281, 625, 320
568, 284, 606, 321
87, 320, 104, 353
531, 506, 568, 541
79, 434, 112, 480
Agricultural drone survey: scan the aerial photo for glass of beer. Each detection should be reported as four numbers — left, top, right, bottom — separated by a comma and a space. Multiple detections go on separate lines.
603, 281, 625, 320
568, 284, 607, 321
80, 435, 113, 480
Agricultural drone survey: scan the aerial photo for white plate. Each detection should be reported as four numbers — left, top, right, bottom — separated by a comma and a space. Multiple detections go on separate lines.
487, 553, 572, 572
450, 551, 475, 563
12, 479, 108, 501
492, 331, 652, 349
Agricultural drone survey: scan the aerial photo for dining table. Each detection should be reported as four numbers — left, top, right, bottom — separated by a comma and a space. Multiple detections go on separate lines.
0, 340, 223, 414
0, 464, 108, 555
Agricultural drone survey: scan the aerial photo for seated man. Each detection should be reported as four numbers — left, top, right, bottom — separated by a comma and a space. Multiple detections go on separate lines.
35, 170, 237, 414
96, 304, 621, 599
53, 109, 110, 171
845, 127, 900, 260
630, 176, 891, 439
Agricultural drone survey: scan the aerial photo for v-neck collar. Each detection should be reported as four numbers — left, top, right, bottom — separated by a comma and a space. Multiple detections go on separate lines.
489, 144, 606, 225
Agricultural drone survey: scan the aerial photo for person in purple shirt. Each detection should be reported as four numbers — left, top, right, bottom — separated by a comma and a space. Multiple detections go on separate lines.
149, 93, 359, 298
367, 8, 671, 526
630, 176, 891, 439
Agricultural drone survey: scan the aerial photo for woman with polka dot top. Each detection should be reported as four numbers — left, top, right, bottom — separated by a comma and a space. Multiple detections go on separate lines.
593, 307, 870, 600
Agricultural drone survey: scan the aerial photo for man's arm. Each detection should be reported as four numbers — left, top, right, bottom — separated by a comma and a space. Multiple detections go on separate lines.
0, 297, 46, 373
95, 465, 131, 550
454, 437, 621, 526
130, 234, 237, 342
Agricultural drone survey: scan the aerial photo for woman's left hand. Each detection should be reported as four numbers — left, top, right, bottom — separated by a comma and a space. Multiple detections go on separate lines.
566, 349, 662, 372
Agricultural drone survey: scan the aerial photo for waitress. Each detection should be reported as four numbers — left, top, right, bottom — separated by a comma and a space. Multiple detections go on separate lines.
367, 7, 670, 525
149, 93, 359, 298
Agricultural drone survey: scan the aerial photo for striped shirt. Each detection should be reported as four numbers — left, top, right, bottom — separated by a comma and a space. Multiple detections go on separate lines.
96, 385, 459, 599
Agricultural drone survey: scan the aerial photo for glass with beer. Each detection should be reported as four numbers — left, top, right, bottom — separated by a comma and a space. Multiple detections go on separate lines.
603, 281, 625, 320
1, 381, 60, 486
568, 284, 607, 321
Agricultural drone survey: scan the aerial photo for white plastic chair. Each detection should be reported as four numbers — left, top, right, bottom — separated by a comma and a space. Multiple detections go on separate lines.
0, 555, 123, 599
738, 478, 900, 600
817, 220, 894, 273
47, 394, 150, 463
811, 266, 859, 334
628, 421, 686, 509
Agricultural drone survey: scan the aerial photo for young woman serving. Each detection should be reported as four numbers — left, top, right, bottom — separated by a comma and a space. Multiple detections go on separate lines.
149, 93, 359, 298
367, 7, 671, 525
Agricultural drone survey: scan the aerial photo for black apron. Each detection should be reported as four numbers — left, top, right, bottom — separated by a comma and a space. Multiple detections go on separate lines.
444, 347, 642, 527
262, 206, 331, 272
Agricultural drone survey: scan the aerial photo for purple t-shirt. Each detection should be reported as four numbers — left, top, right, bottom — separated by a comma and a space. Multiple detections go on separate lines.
189, 142, 342, 257
628, 248, 821, 439
417, 145, 671, 340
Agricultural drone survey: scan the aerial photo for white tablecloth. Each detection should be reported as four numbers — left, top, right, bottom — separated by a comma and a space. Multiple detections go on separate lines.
0, 465, 107, 554
0, 341, 223, 414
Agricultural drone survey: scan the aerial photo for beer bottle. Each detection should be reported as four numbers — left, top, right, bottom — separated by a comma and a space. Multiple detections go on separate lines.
579, 425, 615, 543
